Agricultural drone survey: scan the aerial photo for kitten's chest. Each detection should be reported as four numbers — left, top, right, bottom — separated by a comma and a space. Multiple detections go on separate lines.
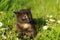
17, 22, 32, 29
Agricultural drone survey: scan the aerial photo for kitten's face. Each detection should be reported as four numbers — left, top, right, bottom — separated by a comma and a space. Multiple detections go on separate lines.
14, 8, 32, 23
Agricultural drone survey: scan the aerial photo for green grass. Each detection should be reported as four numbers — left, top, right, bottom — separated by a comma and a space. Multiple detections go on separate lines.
0, 0, 60, 40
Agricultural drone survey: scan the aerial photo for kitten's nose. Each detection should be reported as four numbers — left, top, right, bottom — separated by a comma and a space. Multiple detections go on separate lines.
22, 17, 26, 19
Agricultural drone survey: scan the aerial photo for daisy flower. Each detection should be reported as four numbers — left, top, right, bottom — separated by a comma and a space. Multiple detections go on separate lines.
2, 35, 6, 39
46, 15, 49, 17
0, 11, 3, 14
49, 15, 53, 18
16, 38, 19, 40
57, 20, 60, 23
43, 26, 48, 30
49, 19, 55, 22
0, 28, 8, 30
0, 22, 3, 27
46, 20, 49, 22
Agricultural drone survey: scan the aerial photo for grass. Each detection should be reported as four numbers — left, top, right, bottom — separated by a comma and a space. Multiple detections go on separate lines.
0, 0, 60, 40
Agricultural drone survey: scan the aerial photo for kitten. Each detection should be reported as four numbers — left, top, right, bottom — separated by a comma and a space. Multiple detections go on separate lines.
14, 8, 36, 39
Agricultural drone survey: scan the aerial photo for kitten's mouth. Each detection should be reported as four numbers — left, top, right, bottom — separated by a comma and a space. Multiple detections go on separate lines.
22, 19, 30, 22
22, 18, 26, 20
22, 19, 29, 21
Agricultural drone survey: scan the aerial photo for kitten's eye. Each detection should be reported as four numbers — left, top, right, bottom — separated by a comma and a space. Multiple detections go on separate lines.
25, 15, 28, 18
22, 15, 27, 20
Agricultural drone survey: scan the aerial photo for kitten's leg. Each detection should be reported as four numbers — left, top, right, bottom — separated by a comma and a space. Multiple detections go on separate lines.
18, 33, 24, 40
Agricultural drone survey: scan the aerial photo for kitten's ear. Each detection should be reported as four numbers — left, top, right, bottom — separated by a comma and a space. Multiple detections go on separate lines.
26, 8, 31, 13
27, 8, 31, 10
14, 11, 18, 14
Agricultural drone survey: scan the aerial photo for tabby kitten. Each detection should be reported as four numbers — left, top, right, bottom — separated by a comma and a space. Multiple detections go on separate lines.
14, 8, 36, 39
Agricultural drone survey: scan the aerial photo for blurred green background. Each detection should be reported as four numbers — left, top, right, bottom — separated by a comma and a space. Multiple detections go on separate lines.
0, 0, 60, 40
